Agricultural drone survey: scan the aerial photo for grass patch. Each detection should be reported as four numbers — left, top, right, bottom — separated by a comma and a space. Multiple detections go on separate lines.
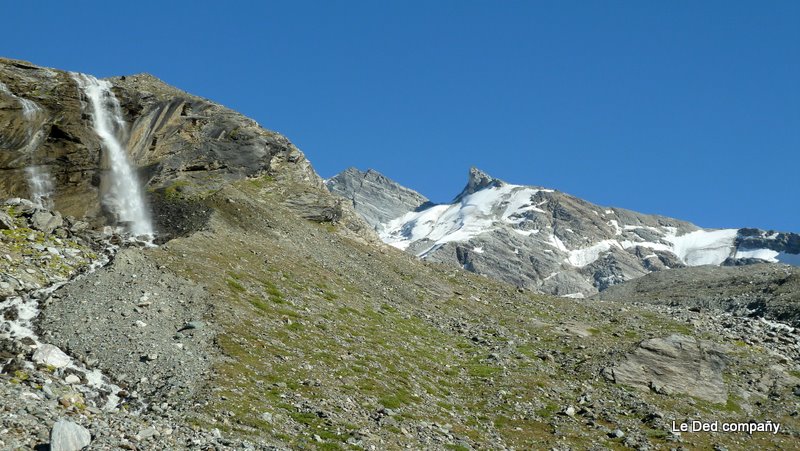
227, 278, 246, 293
263, 280, 285, 303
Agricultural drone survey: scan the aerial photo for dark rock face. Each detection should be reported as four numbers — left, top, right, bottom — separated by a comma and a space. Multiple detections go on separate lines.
326, 167, 429, 231
736, 228, 800, 254
0, 58, 322, 237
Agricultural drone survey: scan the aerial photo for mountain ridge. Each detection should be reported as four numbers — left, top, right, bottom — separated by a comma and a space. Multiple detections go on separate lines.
328, 166, 800, 296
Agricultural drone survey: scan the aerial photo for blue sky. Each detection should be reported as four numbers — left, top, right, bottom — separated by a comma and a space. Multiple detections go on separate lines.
3, 1, 798, 231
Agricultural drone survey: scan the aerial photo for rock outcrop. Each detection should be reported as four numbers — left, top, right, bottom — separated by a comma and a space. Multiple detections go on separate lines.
0, 58, 353, 241
326, 167, 430, 231
603, 334, 729, 403
596, 263, 800, 326
50, 419, 91, 451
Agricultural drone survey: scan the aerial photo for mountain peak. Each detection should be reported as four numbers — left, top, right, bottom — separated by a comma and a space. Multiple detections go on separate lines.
326, 167, 429, 229
454, 167, 504, 202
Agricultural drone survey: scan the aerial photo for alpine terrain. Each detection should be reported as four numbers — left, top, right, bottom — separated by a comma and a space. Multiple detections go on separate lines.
327, 167, 800, 297
1, 57, 799, 451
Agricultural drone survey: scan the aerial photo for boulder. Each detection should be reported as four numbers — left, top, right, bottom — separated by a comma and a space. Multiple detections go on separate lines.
30, 210, 63, 233
32, 343, 71, 368
604, 334, 728, 403
50, 419, 91, 451
0, 210, 14, 229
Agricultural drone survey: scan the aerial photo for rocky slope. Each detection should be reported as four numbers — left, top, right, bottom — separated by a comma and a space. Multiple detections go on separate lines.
596, 263, 800, 326
1, 58, 799, 450
329, 167, 800, 296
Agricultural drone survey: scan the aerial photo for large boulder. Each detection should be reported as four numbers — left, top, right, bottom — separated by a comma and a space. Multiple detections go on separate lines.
0, 210, 14, 229
604, 334, 728, 403
50, 419, 91, 451
30, 210, 62, 233
32, 344, 71, 368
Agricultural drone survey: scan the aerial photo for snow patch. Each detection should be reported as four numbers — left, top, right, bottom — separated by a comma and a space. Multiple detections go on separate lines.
380, 183, 550, 252
666, 229, 738, 266
735, 248, 779, 262
608, 220, 622, 236
547, 235, 568, 252
566, 240, 619, 267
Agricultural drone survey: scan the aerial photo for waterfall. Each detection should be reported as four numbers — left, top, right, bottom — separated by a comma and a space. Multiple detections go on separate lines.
0, 81, 40, 119
71, 73, 154, 237
25, 166, 55, 209
0, 81, 54, 208
27, 163, 54, 209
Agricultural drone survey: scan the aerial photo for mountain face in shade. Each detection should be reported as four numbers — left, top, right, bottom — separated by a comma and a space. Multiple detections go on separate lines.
329, 167, 800, 297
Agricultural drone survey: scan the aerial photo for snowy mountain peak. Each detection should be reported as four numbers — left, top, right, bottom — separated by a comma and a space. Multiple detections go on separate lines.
328, 167, 800, 297
454, 167, 506, 202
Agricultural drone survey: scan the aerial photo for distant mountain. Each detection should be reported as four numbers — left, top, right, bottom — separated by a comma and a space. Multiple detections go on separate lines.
328, 167, 800, 296
326, 167, 430, 230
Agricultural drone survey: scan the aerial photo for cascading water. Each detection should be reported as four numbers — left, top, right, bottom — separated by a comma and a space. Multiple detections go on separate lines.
0, 81, 40, 120
71, 73, 154, 237
0, 81, 54, 207
25, 165, 55, 208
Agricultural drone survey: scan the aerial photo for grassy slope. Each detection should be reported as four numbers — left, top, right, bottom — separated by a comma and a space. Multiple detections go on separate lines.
148, 177, 798, 450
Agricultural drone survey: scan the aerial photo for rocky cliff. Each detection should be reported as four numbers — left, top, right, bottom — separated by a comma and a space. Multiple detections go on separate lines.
329, 167, 800, 296
0, 58, 372, 242
326, 167, 431, 231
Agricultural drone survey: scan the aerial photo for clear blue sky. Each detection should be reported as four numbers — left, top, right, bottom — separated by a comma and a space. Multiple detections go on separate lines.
3, 1, 798, 231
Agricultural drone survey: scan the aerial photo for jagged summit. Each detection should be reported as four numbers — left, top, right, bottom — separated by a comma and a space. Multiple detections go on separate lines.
453, 167, 506, 202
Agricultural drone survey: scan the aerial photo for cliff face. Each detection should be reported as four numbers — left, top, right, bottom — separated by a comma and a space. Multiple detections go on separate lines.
0, 58, 372, 241
325, 167, 430, 231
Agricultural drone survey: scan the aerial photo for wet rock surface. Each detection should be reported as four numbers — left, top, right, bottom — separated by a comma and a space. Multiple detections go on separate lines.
0, 57, 324, 239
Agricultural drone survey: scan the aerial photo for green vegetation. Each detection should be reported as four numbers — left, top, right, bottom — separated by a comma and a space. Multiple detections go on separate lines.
162, 180, 190, 199
147, 180, 799, 450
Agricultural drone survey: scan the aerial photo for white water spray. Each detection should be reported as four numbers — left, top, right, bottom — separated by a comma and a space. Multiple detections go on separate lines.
71, 73, 154, 237
0, 81, 55, 206
25, 165, 55, 208
0, 81, 40, 119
